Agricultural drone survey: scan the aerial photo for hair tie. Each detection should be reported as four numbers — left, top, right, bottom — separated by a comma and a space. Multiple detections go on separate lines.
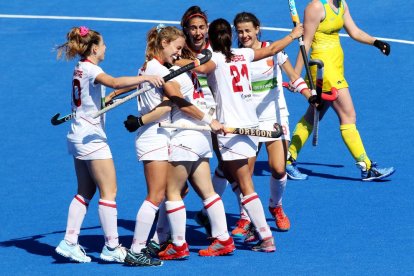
156, 23, 166, 33
79, 26, 89, 37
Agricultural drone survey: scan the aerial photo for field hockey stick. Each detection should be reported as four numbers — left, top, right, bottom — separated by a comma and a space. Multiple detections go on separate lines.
92, 49, 212, 119
288, 0, 321, 146
50, 87, 141, 126
51, 112, 75, 125
308, 59, 324, 146
282, 82, 338, 101
159, 122, 283, 139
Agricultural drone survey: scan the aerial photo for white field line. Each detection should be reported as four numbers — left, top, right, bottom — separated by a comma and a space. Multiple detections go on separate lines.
1, 14, 413, 45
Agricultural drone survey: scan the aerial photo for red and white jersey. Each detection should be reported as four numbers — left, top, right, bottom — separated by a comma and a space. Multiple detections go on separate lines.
137, 58, 171, 123
208, 48, 259, 128
67, 60, 107, 143
195, 42, 215, 108
169, 65, 209, 126
251, 42, 289, 121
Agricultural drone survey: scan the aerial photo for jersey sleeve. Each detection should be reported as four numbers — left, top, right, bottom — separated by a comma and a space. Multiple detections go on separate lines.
209, 52, 220, 69
89, 65, 104, 86
245, 48, 255, 62
276, 51, 289, 66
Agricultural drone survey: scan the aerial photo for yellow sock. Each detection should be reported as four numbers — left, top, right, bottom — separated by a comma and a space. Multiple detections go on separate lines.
340, 124, 371, 169
287, 117, 313, 164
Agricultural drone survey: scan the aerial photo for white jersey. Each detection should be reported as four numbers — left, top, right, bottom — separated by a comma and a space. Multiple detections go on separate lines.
170, 65, 209, 126
195, 42, 215, 109
251, 41, 289, 121
137, 58, 171, 124
208, 48, 259, 128
67, 60, 106, 143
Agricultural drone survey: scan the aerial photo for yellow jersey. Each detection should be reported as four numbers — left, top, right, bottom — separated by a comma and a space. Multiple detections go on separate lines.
309, 0, 348, 91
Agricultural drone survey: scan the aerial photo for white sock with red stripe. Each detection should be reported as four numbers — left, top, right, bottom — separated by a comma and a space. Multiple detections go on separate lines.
241, 193, 272, 240
64, 194, 89, 244
231, 182, 250, 221
152, 200, 170, 244
202, 168, 228, 217
166, 200, 186, 246
203, 194, 230, 241
269, 175, 287, 208
98, 199, 119, 248
131, 200, 159, 253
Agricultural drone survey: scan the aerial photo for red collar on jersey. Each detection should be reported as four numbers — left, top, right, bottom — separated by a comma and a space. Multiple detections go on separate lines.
154, 56, 165, 65
80, 58, 96, 65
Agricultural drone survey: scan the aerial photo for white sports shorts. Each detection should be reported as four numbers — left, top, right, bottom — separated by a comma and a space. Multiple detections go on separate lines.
135, 123, 170, 161
217, 134, 258, 161
68, 141, 112, 160
169, 131, 213, 162
258, 115, 290, 143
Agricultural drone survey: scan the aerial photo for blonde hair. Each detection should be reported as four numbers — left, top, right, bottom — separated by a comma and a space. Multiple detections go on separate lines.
56, 27, 101, 60
145, 25, 185, 62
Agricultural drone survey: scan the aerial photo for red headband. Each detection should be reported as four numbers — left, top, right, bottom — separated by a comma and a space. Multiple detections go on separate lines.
185, 13, 207, 25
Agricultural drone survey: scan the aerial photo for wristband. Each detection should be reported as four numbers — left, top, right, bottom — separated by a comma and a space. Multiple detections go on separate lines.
137, 116, 144, 127
201, 113, 213, 124
291, 77, 308, 94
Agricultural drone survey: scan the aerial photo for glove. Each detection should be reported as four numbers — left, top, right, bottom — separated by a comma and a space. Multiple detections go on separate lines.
308, 95, 325, 111
373, 40, 390, 56
124, 115, 144, 132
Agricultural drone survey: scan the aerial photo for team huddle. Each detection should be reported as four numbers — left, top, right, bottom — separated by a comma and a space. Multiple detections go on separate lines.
54, 1, 395, 267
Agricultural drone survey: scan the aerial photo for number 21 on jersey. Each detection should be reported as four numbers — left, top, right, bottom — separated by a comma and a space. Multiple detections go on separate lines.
230, 63, 251, 93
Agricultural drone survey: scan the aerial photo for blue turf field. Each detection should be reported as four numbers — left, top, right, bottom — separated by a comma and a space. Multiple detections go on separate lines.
1, 0, 413, 275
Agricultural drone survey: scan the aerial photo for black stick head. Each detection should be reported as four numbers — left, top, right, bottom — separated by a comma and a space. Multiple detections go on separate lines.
51, 113, 61, 126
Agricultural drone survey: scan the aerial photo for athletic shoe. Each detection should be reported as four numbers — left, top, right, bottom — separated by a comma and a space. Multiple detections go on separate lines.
269, 206, 291, 231
100, 244, 127, 263
244, 224, 259, 243
158, 242, 190, 260
357, 161, 395, 181
146, 239, 170, 258
251, 237, 276, 253
286, 161, 308, 180
198, 237, 236, 257
231, 219, 251, 237
194, 210, 212, 237
124, 248, 163, 266
55, 240, 91, 263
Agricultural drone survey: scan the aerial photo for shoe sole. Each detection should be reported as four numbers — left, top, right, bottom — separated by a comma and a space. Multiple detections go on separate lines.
252, 246, 276, 253
124, 260, 164, 266
55, 247, 91, 263
286, 174, 308, 180
362, 169, 395, 181
276, 227, 290, 232
199, 246, 236, 257
159, 254, 189, 260
231, 232, 248, 237
100, 254, 125, 263
124, 259, 163, 266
